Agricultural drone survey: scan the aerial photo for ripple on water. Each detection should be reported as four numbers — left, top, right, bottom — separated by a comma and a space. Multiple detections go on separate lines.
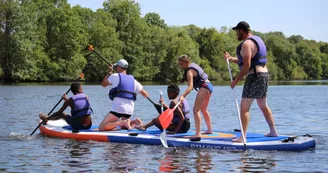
0, 85, 327, 172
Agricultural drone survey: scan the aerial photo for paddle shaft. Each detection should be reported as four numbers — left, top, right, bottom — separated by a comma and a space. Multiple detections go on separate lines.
159, 90, 168, 148
159, 91, 164, 114
30, 76, 82, 136
226, 58, 247, 147
90, 49, 111, 66
147, 97, 157, 105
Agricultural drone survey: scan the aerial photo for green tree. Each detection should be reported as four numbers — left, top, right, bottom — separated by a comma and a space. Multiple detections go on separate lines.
0, 0, 47, 82
103, 0, 147, 79
288, 35, 304, 44
266, 35, 298, 80
41, 2, 88, 80
295, 41, 322, 79
162, 27, 200, 81
143, 12, 167, 29
73, 6, 122, 81
321, 53, 328, 79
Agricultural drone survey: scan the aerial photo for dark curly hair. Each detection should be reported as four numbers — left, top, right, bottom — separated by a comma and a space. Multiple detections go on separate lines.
167, 83, 180, 94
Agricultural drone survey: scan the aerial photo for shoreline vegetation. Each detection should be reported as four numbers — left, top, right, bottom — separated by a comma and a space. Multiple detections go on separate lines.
1, 0, 328, 83
1, 80, 328, 86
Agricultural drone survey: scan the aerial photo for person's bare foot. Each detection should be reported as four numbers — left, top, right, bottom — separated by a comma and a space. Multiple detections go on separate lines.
188, 132, 202, 139
231, 137, 245, 143
122, 119, 132, 130
135, 118, 143, 126
264, 131, 279, 137
39, 113, 48, 121
202, 130, 213, 135
135, 125, 146, 131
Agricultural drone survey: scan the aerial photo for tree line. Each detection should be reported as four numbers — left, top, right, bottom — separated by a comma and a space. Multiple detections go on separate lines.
1, 0, 328, 83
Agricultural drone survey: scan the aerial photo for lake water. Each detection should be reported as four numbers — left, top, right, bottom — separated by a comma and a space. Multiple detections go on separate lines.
0, 82, 327, 172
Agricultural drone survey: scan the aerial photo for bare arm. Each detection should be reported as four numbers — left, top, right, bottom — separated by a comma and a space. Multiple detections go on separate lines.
49, 98, 71, 118
180, 70, 194, 99
101, 74, 111, 87
171, 101, 184, 134
235, 41, 252, 81
101, 64, 114, 87
224, 52, 239, 64
159, 97, 169, 110
139, 89, 149, 98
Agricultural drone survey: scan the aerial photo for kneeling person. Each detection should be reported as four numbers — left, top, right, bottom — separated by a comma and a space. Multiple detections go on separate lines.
99, 59, 148, 131
140, 84, 191, 134
39, 82, 93, 130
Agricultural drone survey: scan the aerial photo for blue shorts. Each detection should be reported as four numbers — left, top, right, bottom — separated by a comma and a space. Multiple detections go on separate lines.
201, 82, 213, 93
65, 115, 92, 130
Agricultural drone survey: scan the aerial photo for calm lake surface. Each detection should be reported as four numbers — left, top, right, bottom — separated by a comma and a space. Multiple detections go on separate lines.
0, 81, 327, 172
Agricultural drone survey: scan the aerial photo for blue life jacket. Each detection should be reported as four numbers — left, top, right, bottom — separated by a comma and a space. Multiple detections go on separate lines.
71, 93, 93, 117
236, 35, 267, 73
182, 63, 208, 91
108, 73, 137, 101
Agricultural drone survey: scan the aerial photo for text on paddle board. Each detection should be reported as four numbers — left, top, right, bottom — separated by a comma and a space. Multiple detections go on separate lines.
190, 144, 236, 150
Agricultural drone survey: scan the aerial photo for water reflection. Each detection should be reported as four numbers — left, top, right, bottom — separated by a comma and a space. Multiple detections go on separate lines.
158, 154, 179, 172
238, 151, 277, 172
156, 149, 214, 172
195, 150, 213, 172
63, 141, 92, 170
103, 143, 138, 172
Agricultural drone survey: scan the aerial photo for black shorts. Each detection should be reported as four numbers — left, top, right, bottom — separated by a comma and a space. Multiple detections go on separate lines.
110, 111, 131, 119
65, 115, 92, 130
242, 72, 269, 99
174, 118, 190, 133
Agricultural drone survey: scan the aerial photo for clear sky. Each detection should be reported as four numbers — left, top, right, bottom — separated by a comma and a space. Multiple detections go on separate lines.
68, 0, 328, 42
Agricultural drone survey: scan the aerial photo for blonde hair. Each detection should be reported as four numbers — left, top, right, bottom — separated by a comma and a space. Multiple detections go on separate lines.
178, 54, 190, 63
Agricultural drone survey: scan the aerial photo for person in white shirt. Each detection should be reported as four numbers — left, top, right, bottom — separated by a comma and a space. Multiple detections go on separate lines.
99, 59, 149, 131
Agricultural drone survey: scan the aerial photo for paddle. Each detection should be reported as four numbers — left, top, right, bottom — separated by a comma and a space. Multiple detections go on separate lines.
146, 97, 167, 114
158, 98, 181, 148
225, 58, 247, 149
86, 45, 111, 66
30, 73, 85, 136
158, 90, 169, 148
159, 90, 164, 114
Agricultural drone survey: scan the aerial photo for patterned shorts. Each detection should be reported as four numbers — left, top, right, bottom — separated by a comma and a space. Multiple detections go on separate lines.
242, 72, 269, 99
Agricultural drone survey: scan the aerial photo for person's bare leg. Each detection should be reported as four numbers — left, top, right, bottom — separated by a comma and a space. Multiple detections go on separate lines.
200, 89, 213, 134
192, 90, 207, 137
39, 113, 48, 121
257, 98, 278, 137
232, 98, 253, 143
39, 112, 66, 121
99, 113, 132, 131
136, 118, 160, 131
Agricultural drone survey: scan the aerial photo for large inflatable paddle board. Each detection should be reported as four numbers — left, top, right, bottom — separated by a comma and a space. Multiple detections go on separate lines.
39, 119, 316, 151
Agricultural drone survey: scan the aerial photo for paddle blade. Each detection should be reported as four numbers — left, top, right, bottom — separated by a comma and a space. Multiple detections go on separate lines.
79, 73, 84, 79
88, 45, 94, 51
160, 131, 168, 148
159, 109, 174, 130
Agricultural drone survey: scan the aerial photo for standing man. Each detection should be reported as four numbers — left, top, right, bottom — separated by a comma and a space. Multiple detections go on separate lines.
99, 59, 148, 131
224, 21, 278, 143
